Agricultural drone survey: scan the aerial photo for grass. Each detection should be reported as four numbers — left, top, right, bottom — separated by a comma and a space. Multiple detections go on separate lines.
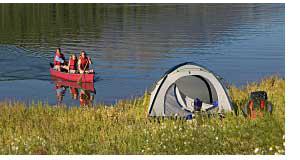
0, 76, 284, 155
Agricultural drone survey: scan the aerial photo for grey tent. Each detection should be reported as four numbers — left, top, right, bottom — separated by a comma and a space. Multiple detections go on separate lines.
148, 62, 234, 117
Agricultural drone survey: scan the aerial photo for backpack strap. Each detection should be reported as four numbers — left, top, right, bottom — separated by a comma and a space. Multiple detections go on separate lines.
249, 100, 256, 119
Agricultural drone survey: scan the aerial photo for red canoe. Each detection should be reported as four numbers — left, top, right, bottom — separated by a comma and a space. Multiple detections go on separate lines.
51, 76, 95, 92
50, 68, 94, 83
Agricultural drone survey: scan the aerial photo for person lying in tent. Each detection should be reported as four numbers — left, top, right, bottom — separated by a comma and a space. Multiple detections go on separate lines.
68, 53, 78, 73
78, 51, 94, 74
53, 48, 68, 72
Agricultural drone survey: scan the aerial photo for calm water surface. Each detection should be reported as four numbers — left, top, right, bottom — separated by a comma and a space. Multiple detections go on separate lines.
0, 4, 285, 106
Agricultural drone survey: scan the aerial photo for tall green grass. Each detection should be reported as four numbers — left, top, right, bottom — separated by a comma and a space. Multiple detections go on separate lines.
0, 76, 284, 154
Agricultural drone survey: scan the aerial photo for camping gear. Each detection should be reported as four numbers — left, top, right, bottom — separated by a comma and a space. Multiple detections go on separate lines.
242, 91, 272, 119
51, 76, 95, 92
50, 63, 94, 83
148, 62, 234, 118
194, 98, 202, 111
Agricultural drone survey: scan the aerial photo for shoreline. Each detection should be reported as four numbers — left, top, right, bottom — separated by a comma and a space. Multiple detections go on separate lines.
0, 76, 285, 154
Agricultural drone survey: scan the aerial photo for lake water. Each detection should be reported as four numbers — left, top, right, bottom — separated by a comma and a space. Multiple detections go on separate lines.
0, 4, 285, 106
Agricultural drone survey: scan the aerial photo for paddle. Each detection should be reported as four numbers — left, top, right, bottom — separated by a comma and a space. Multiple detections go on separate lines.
77, 62, 89, 84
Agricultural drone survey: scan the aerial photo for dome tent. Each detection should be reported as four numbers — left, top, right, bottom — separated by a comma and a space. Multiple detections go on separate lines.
148, 62, 234, 117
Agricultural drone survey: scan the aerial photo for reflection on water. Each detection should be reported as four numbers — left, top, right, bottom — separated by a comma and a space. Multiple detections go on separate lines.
51, 76, 95, 106
0, 4, 284, 105
55, 84, 66, 105
79, 89, 94, 107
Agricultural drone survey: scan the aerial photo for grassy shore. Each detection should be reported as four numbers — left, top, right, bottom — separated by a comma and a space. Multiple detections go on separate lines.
0, 76, 284, 155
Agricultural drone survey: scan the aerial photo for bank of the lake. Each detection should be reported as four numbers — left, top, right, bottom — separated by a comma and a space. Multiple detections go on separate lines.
0, 76, 284, 154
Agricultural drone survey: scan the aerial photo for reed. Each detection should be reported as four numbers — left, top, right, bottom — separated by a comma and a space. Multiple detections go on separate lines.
0, 76, 284, 154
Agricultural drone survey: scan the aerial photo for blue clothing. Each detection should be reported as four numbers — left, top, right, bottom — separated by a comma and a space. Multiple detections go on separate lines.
55, 55, 65, 64
56, 87, 66, 95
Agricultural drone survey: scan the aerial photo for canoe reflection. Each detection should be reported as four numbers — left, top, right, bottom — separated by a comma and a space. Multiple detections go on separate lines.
51, 76, 96, 107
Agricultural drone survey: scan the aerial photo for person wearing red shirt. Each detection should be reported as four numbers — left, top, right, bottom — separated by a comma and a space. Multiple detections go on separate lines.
78, 51, 94, 74
68, 53, 78, 73
53, 48, 68, 72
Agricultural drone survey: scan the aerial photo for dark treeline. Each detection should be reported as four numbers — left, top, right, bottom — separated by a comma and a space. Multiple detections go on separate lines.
0, 4, 283, 51
0, 4, 162, 44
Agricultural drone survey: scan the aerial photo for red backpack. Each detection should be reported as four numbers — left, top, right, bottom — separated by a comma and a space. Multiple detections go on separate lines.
242, 91, 272, 119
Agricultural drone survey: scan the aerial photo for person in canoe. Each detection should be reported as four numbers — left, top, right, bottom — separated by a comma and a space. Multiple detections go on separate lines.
53, 48, 68, 72
78, 51, 94, 74
68, 53, 78, 73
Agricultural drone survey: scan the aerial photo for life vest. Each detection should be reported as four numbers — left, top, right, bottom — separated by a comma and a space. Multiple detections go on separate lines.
54, 53, 65, 66
79, 56, 89, 70
69, 58, 77, 70
70, 87, 78, 95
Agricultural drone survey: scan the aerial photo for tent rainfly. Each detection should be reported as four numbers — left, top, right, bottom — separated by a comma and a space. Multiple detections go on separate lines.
148, 62, 234, 117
